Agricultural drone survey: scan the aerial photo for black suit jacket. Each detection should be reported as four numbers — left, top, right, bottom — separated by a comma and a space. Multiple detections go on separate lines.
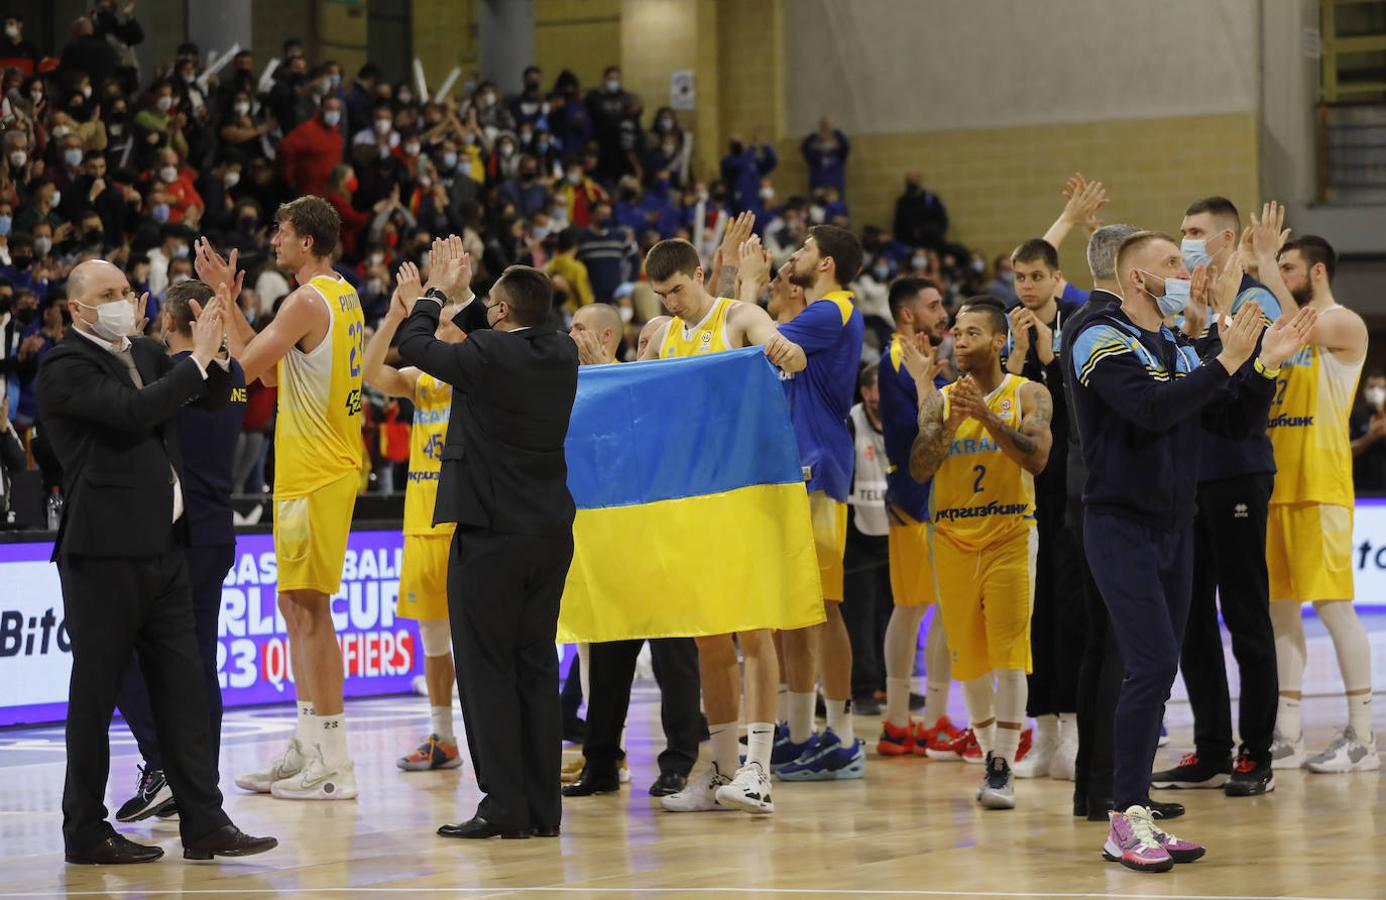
36, 331, 231, 560
397, 301, 578, 536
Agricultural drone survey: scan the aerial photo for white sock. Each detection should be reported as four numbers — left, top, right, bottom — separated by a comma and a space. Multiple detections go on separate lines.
1278, 695, 1302, 742
975, 721, 997, 757
709, 722, 740, 776
826, 698, 854, 745
923, 613, 952, 726
1348, 693, 1373, 741
885, 676, 912, 729
924, 679, 949, 728
1035, 713, 1059, 747
317, 714, 349, 768
430, 705, 455, 741
1058, 712, 1078, 747
295, 701, 315, 746
776, 683, 789, 724
994, 726, 1021, 765
788, 691, 816, 743
746, 721, 775, 770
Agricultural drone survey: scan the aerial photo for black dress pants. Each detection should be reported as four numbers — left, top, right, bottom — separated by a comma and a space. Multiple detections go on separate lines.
450, 526, 573, 832
117, 542, 235, 772
582, 637, 702, 777
1028, 492, 1084, 717
1182, 474, 1278, 763
841, 534, 891, 698
57, 536, 230, 852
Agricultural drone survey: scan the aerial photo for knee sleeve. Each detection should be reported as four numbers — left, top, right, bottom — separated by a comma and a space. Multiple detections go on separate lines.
418, 618, 453, 658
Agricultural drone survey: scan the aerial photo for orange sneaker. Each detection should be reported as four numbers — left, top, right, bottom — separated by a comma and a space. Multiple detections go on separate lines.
877, 720, 917, 757
912, 715, 962, 756
397, 733, 463, 771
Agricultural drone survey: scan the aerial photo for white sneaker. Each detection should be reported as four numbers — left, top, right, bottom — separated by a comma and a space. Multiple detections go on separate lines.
1050, 736, 1077, 781
270, 746, 359, 800
235, 738, 307, 793
1270, 729, 1306, 770
1012, 739, 1055, 779
715, 762, 775, 815
659, 764, 734, 813
1305, 726, 1380, 774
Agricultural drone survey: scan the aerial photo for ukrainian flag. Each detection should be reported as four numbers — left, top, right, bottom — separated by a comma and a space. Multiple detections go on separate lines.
558, 347, 826, 642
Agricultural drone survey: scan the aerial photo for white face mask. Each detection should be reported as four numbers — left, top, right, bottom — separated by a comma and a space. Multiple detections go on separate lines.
156, 95, 173, 112
404, 141, 420, 156
223, 170, 240, 188
8, 150, 24, 168
1367, 387, 1386, 408
79, 298, 137, 342
47, 190, 60, 209
63, 147, 83, 167
51, 125, 70, 139
234, 102, 250, 117
369, 252, 384, 267
374, 118, 391, 134
322, 109, 341, 127
160, 165, 179, 184
5, 25, 20, 39
34, 236, 51, 256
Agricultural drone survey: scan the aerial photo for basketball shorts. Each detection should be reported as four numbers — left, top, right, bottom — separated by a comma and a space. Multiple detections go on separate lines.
888, 508, 938, 607
933, 527, 1036, 682
273, 471, 358, 595
1267, 502, 1354, 604
398, 533, 453, 621
809, 491, 848, 603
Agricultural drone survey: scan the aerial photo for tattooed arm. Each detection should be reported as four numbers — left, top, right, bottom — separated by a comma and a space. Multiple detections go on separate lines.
977, 380, 1053, 475
909, 390, 954, 482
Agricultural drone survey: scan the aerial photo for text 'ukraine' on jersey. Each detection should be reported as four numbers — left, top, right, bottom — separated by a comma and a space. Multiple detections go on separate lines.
1268, 308, 1362, 507
274, 274, 366, 498
404, 372, 456, 536
930, 373, 1035, 550
878, 335, 947, 522
777, 291, 865, 502
659, 297, 736, 358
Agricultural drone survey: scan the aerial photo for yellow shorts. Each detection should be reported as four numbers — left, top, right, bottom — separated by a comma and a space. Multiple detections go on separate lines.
1267, 502, 1354, 603
273, 471, 359, 595
398, 533, 452, 621
809, 491, 847, 602
933, 527, 1036, 682
888, 509, 938, 607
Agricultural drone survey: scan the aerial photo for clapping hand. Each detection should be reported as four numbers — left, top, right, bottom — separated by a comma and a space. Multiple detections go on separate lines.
719, 211, 755, 260
1216, 302, 1263, 373
737, 235, 772, 295
946, 375, 982, 428
1259, 306, 1318, 370
1210, 253, 1244, 322
423, 235, 473, 299
1009, 307, 1035, 353
190, 292, 225, 363
1247, 200, 1290, 261
194, 238, 245, 300
899, 331, 945, 385
394, 261, 423, 315
127, 291, 150, 336
1060, 173, 1109, 234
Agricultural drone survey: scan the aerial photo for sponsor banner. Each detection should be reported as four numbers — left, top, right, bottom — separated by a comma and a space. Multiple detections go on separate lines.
0, 530, 421, 727
1349, 499, 1386, 608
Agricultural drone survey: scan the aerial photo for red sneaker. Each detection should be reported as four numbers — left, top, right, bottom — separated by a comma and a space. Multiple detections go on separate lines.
926, 726, 973, 761
961, 728, 984, 764
911, 715, 958, 757
876, 720, 917, 757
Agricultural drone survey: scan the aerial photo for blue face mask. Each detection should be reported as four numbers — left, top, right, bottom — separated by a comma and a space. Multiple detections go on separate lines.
0, 214, 10, 236
1141, 270, 1191, 317
1180, 237, 1210, 272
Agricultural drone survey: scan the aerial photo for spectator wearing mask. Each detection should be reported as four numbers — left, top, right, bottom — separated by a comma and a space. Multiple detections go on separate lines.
352, 100, 400, 161
499, 154, 550, 219
646, 107, 690, 188
134, 80, 189, 164
576, 201, 637, 303
149, 147, 203, 225
91, 0, 145, 92
0, 14, 41, 75
801, 116, 850, 194
585, 66, 638, 180
987, 254, 1018, 306
510, 65, 548, 128
195, 149, 244, 233
15, 180, 63, 234
103, 96, 136, 169
546, 226, 594, 310
215, 49, 258, 113
559, 159, 608, 230
472, 81, 516, 137
346, 64, 383, 136
59, 16, 118, 89
266, 55, 317, 134
145, 223, 191, 298
720, 129, 777, 215
1, 234, 46, 303
278, 96, 346, 199
488, 131, 522, 182
218, 90, 272, 162
1351, 371, 1386, 493
892, 172, 949, 251
8, 287, 48, 429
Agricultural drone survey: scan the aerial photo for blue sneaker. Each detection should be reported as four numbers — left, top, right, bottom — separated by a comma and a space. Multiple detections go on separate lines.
741, 722, 792, 766
775, 729, 866, 781
1158, 724, 1170, 748
769, 731, 820, 772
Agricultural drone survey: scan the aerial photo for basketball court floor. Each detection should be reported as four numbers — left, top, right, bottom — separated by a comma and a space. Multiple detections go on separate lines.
1, 614, 1382, 899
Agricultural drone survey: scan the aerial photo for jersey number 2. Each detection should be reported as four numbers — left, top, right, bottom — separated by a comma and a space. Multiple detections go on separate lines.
972, 464, 986, 493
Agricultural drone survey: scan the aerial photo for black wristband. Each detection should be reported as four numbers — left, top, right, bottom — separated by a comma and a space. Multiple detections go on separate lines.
422, 287, 449, 305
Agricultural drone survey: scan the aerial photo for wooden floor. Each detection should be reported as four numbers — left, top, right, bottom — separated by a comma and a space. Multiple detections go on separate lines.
1, 678, 1382, 900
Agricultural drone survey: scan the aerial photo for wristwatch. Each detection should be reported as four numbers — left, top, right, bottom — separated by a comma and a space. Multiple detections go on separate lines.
421, 287, 449, 306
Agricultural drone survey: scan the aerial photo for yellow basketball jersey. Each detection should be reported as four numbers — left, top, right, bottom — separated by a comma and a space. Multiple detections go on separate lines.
403, 372, 456, 536
659, 296, 735, 358
1269, 309, 1362, 507
930, 374, 1035, 550
274, 274, 366, 498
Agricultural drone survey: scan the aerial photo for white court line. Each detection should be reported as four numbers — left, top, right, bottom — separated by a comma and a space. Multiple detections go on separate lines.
0, 889, 1371, 899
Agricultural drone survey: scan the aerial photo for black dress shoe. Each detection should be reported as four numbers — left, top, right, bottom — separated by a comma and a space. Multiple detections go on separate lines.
65, 833, 164, 865
1086, 796, 1114, 822
852, 694, 883, 717
1147, 798, 1185, 820
561, 766, 621, 797
183, 825, 279, 860
1073, 790, 1088, 818
648, 771, 687, 797
438, 816, 531, 840
531, 825, 561, 837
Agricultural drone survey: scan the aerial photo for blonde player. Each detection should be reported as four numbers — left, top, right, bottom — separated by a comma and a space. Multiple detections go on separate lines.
638, 234, 807, 814
363, 261, 467, 771
907, 296, 1052, 809
198, 198, 366, 801
1260, 232, 1377, 772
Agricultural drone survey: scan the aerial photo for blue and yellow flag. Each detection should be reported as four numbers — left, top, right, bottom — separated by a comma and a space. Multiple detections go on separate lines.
558, 347, 826, 642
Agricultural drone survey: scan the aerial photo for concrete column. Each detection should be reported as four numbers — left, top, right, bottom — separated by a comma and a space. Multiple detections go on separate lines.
479, 0, 534, 94
188, 1, 251, 60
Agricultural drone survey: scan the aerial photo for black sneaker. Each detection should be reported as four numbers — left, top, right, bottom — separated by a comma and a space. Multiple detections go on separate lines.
115, 765, 174, 822
1150, 752, 1232, 789
1224, 752, 1275, 797
977, 752, 1016, 809
852, 694, 883, 717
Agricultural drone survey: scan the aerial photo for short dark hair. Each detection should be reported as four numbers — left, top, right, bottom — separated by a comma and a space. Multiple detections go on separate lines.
955, 295, 1008, 335
1184, 196, 1241, 231
858, 363, 878, 389
887, 276, 939, 317
556, 226, 581, 253
808, 224, 863, 285
275, 196, 340, 258
1280, 235, 1337, 283
162, 279, 215, 336
494, 266, 553, 327
645, 238, 701, 282
1011, 238, 1059, 271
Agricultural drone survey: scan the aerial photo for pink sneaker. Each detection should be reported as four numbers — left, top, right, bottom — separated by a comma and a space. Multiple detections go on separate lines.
1151, 819, 1206, 864
1103, 806, 1173, 872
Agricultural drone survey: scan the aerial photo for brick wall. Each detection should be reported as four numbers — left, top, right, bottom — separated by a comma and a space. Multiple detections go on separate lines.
533, 0, 622, 91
